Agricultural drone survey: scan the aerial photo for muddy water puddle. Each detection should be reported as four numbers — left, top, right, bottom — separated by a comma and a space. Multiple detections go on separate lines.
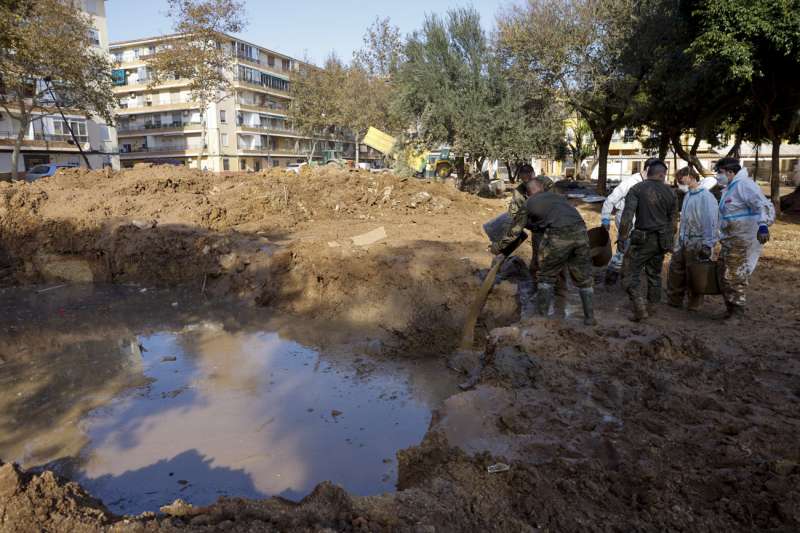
0, 285, 456, 515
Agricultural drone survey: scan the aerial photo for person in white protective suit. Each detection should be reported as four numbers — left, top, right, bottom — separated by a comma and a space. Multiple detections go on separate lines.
667, 167, 719, 310
601, 157, 661, 284
714, 157, 775, 319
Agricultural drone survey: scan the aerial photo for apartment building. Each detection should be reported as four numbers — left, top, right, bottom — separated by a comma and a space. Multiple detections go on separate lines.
0, 0, 119, 176
110, 34, 378, 171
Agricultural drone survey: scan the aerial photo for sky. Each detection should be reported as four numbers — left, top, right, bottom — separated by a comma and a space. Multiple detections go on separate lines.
106, 0, 511, 65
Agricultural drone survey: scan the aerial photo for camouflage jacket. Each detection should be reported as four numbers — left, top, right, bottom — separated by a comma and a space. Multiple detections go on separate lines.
493, 183, 534, 254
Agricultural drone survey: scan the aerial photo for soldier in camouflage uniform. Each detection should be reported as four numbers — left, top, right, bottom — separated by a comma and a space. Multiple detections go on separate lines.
619, 161, 677, 321
525, 178, 596, 326
491, 166, 567, 299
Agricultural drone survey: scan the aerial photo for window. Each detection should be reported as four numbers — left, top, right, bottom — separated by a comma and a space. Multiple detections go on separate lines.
221, 133, 228, 146
272, 160, 279, 167
88, 29, 100, 46
240, 159, 246, 170
254, 161, 261, 172
53, 119, 88, 142
268, 55, 275, 67
223, 158, 230, 171
623, 128, 636, 143
219, 110, 226, 123
113, 52, 123, 63
282, 59, 290, 71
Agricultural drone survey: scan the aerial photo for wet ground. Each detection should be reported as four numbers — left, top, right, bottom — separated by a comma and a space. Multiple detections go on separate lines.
0, 285, 458, 516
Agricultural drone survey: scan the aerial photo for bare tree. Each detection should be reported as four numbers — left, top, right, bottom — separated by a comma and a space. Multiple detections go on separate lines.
0, 0, 116, 179
147, 0, 245, 165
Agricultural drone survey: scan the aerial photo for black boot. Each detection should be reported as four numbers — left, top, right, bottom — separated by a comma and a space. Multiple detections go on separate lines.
537, 283, 554, 317
632, 297, 649, 322
579, 287, 597, 326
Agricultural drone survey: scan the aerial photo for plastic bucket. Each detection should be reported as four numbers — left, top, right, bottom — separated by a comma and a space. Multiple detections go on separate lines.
483, 213, 528, 256
587, 226, 612, 267
689, 261, 722, 295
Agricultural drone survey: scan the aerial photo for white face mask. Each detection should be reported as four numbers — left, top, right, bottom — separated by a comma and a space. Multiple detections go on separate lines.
716, 173, 728, 186
678, 184, 689, 193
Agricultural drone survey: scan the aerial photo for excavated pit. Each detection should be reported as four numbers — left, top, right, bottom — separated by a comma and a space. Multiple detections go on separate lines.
0, 285, 459, 517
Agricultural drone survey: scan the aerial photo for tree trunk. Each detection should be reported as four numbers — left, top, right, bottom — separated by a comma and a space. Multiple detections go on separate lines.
658, 132, 670, 160
726, 134, 742, 158
670, 133, 706, 175
11, 111, 30, 181
355, 132, 360, 168
770, 135, 782, 214
505, 161, 514, 183
596, 135, 611, 195
754, 144, 760, 180
198, 109, 207, 169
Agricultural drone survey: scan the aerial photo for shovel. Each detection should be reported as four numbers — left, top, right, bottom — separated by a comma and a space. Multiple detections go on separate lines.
459, 231, 527, 350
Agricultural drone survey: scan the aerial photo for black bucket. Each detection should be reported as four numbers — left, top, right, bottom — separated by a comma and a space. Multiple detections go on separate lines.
689, 261, 722, 295
588, 226, 612, 267
483, 213, 528, 256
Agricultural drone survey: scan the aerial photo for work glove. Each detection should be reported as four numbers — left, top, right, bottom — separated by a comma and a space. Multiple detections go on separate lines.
698, 245, 712, 261
601, 218, 611, 231
757, 225, 770, 244
489, 241, 502, 255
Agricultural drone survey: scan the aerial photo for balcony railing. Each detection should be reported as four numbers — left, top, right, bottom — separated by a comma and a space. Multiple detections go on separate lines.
117, 122, 202, 133
120, 145, 202, 154
237, 124, 298, 135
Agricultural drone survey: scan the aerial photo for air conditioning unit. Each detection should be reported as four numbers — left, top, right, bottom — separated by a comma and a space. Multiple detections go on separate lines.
182, 110, 190, 116
129, 93, 136, 98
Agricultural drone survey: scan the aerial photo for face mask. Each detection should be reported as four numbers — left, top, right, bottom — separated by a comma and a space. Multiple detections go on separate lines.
678, 184, 689, 193
716, 173, 728, 186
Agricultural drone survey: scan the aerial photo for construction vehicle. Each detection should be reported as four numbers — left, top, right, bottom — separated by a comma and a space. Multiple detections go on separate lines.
362, 127, 458, 178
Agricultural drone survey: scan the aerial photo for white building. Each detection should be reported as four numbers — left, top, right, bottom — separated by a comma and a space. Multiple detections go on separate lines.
0, 0, 119, 177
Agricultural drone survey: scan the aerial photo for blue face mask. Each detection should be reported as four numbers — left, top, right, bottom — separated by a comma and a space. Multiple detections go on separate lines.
716, 173, 728, 187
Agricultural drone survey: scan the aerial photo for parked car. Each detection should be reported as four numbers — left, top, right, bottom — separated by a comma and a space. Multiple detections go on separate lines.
22, 163, 79, 182
285, 162, 307, 175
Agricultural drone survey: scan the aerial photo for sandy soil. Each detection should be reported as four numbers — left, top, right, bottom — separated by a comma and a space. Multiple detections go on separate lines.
0, 165, 798, 532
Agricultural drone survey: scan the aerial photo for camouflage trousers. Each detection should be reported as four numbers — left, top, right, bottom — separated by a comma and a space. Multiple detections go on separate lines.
666, 243, 704, 309
622, 231, 666, 303
537, 225, 593, 289
531, 231, 568, 295
720, 237, 750, 308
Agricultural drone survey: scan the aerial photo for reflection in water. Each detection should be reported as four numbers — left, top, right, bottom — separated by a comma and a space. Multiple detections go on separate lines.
0, 287, 455, 516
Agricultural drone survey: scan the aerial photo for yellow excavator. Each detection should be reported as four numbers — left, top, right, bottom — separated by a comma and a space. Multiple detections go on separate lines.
362, 127, 456, 178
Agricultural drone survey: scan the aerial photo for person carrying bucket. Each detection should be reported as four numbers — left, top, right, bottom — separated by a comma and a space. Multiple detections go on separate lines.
714, 157, 775, 320
524, 177, 597, 326
666, 167, 719, 311
490, 165, 567, 300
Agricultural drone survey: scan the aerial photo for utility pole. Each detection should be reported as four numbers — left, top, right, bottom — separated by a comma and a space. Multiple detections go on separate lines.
43, 77, 92, 169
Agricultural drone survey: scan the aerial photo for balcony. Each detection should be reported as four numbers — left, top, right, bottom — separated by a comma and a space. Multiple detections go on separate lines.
0, 130, 88, 151
120, 145, 202, 155
117, 122, 203, 136
237, 124, 302, 137
117, 100, 197, 114
237, 146, 302, 156
232, 79, 291, 97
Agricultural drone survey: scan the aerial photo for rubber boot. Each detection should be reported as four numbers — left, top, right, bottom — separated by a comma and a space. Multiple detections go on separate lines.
579, 287, 597, 326
537, 283, 554, 317
604, 269, 619, 286
632, 297, 649, 322
724, 303, 745, 320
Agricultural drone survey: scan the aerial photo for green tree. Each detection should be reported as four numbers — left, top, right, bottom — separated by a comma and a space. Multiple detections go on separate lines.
288, 54, 347, 163
146, 0, 245, 164
0, 0, 116, 179
690, 0, 800, 211
395, 7, 494, 182
497, 0, 649, 194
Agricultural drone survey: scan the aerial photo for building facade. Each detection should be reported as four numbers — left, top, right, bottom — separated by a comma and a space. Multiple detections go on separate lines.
110, 34, 378, 171
0, 0, 119, 176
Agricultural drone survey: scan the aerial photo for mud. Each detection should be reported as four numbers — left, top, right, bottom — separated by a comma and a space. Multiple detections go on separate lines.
1, 167, 799, 531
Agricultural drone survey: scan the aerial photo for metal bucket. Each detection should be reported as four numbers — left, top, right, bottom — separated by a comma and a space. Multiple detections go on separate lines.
483, 213, 528, 256
587, 226, 612, 267
689, 261, 722, 295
